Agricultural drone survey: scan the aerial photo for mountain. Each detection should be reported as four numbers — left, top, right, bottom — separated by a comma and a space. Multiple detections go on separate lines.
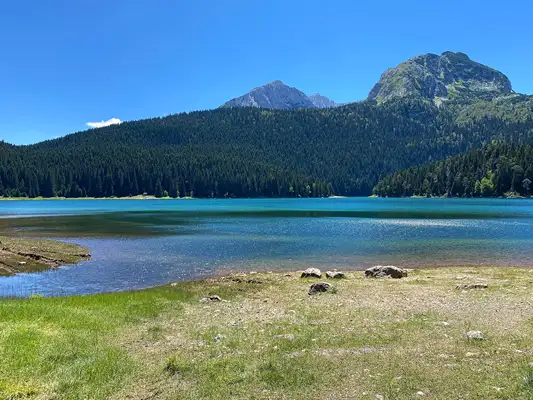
1, 51, 532, 199
373, 143, 533, 198
308, 94, 343, 108
220, 81, 341, 109
368, 51, 513, 104
2, 95, 533, 199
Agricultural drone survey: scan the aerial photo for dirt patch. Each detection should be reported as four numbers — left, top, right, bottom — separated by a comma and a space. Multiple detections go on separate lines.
0, 236, 91, 276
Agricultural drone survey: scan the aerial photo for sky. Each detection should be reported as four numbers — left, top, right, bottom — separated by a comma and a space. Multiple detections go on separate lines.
1, 0, 532, 145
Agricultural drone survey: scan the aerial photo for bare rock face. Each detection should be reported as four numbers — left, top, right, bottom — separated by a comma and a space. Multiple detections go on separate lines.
220, 81, 342, 110
301, 268, 322, 278
365, 266, 407, 279
368, 51, 513, 103
308, 282, 335, 295
308, 93, 344, 108
326, 271, 346, 279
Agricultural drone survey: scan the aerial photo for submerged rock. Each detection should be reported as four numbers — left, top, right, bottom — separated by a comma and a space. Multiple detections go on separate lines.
301, 268, 322, 278
308, 282, 335, 295
326, 271, 346, 279
365, 266, 407, 279
456, 284, 488, 290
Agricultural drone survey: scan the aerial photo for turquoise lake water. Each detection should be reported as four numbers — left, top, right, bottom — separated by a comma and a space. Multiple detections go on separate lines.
0, 198, 532, 297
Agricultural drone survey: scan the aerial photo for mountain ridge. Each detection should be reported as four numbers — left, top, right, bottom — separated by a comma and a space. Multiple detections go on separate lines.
220, 80, 342, 109
1, 51, 532, 199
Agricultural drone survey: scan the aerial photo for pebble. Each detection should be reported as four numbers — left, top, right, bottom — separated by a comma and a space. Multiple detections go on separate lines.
200, 295, 222, 303
214, 334, 225, 343
273, 334, 296, 341
466, 330, 485, 340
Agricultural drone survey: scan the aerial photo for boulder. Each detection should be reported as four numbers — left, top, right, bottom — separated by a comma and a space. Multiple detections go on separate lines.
308, 282, 335, 295
456, 284, 488, 290
365, 266, 407, 279
326, 271, 346, 279
301, 268, 322, 278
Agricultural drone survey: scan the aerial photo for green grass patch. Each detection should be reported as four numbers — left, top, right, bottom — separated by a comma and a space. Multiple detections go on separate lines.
3, 268, 533, 398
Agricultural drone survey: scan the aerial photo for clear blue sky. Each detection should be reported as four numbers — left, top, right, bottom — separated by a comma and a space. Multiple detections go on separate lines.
1, 0, 532, 144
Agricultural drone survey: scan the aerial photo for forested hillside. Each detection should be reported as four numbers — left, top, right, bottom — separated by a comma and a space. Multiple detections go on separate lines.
1, 96, 533, 198
373, 143, 533, 197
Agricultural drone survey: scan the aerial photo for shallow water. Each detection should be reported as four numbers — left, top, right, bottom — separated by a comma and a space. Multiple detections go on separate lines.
0, 198, 532, 297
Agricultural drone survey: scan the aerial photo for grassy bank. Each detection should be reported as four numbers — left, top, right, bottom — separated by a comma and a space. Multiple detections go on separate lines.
0, 236, 90, 276
2, 267, 533, 399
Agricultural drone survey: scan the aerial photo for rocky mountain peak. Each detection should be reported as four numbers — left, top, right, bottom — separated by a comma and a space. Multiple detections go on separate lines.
368, 51, 513, 103
220, 82, 342, 110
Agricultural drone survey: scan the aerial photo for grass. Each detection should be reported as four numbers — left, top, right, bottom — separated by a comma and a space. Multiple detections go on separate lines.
2, 267, 533, 399
0, 236, 90, 276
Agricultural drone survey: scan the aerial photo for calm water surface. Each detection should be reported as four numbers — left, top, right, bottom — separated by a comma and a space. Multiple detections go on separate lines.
0, 198, 532, 297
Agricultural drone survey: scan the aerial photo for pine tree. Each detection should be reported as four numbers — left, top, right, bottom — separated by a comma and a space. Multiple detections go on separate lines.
154, 179, 164, 198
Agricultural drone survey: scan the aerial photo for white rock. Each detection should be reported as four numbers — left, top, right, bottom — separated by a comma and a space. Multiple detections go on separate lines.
301, 268, 322, 278
273, 334, 296, 341
466, 330, 485, 340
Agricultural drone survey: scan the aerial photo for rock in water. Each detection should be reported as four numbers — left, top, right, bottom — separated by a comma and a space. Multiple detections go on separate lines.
308, 282, 335, 295
365, 266, 407, 279
466, 331, 485, 341
301, 268, 322, 278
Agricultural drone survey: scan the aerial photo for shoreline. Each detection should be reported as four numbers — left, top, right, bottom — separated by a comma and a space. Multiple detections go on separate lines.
1, 195, 532, 201
0, 195, 195, 201
3, 266, 533, 398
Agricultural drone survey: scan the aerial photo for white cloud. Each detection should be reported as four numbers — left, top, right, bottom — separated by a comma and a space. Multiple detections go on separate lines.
86, 118, 122, 129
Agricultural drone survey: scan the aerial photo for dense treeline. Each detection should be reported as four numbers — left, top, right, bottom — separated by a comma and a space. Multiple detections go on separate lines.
373, 143, 533, 197
1, 96, 533, 198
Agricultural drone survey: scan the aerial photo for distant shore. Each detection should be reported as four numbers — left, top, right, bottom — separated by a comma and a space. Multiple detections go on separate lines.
0, 195, 350, 201
0, 195, 194, 201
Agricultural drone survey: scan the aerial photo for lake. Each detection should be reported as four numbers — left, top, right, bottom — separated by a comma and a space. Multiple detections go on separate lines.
0, 198, 532, 297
